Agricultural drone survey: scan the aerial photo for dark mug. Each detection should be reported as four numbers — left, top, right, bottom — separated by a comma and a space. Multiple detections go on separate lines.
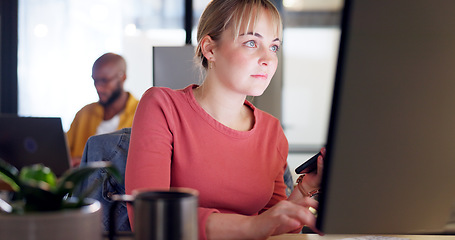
109, 188, 198, 240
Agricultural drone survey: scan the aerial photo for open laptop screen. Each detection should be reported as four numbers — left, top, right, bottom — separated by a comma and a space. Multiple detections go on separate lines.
317, 0, 455, 234
0, 116, 71, 177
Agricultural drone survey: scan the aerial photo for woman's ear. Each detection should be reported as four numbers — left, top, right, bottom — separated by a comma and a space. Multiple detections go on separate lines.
200, 35, 216, 61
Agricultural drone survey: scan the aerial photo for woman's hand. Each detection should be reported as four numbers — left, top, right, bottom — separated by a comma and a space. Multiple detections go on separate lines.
248, 198, 320, 238
289, 147, 325, 201
205, 149, 326, 239
206, 197, 320, 239
206, 197, 320, 240
300, 147, 325, 193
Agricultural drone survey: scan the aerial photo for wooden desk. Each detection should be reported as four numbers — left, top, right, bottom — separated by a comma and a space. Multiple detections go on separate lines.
106, 233, 455, 240
268, 234, 455, 240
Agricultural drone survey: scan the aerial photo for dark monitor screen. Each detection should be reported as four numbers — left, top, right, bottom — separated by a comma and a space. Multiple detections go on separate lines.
152, 45, 200, 90
0, 116, 71, 177
317, 0, 455, 234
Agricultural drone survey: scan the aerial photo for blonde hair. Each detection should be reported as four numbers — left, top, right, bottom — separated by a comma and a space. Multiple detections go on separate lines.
195, 0, 282, 70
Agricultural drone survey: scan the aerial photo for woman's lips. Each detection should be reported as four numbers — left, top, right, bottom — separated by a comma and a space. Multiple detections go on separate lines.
251, 74, 268, 80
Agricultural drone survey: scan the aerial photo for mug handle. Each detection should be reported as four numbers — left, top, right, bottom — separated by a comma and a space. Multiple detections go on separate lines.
108, 194, 135, 240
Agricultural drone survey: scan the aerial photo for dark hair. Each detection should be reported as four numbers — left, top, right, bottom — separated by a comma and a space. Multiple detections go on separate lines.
92, 52, 127, 74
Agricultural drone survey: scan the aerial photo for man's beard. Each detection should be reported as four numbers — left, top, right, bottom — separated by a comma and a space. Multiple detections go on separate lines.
99, 84, 122, 107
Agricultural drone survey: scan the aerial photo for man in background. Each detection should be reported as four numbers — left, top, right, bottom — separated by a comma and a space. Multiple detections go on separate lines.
67, 53, 139, 167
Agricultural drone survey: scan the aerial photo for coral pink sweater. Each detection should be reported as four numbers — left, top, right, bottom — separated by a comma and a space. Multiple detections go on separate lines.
125, 85, 289, 239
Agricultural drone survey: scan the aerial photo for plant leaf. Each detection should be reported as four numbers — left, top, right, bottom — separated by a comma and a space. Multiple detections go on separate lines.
75, 177, 102, 207
20, 184, 62, 211
0, 158, 21, 192
19, 164, 57, 189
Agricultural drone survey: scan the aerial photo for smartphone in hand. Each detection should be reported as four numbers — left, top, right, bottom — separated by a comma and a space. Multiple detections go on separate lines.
295, 152, 321, 174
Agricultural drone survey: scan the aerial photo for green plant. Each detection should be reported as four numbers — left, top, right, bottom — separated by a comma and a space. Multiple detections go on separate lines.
0, 158, 121, 213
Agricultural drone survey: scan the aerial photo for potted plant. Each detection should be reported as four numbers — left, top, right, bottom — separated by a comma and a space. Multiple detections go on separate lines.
0, 158, 121, 240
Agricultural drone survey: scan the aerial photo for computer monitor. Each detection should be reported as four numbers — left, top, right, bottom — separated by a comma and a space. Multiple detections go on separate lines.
152, 45, 200, 90
317, 0, 455, 234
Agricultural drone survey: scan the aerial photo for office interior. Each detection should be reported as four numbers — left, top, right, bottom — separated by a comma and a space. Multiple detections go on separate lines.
1, 0, 342, 183
3, 1, 455, 239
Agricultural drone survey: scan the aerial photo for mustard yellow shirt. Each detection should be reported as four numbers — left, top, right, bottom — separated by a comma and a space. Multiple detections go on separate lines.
67, 92, 139, 158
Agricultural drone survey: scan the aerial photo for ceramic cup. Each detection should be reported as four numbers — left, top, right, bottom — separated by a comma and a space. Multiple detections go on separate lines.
109, 188, 198, 240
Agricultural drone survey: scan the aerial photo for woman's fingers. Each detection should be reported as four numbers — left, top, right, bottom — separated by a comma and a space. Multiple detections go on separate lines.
264, 200, 319, 235
281, 199, 324, 236
292, 195, 319, 209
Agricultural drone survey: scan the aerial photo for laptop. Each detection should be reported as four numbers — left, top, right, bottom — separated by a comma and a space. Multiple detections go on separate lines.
317, 0, 455, 235
0, 116, 71, 177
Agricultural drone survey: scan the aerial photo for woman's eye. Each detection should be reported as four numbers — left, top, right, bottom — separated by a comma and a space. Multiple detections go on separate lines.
244, 40, 256, 48
270, 45, 280, 53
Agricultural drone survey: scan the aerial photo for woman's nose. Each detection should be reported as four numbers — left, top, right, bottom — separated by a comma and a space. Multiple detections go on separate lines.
258, 47, 275, 66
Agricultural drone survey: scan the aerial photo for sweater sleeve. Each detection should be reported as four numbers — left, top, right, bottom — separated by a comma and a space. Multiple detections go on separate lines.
198, 207, 220, 240
259, 124, 289, 214
126, 88, 173, 193
125, 87, 219, 239
67, 104, 102, 158
125, 88, 173, 222
259, 162, 288, 214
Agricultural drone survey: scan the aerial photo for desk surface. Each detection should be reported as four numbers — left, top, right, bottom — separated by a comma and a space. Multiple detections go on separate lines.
268, 234, 455, 239
107, 233, 455, 240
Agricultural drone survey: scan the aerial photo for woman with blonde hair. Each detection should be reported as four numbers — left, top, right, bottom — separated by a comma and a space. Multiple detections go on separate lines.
126, 0, 324, 239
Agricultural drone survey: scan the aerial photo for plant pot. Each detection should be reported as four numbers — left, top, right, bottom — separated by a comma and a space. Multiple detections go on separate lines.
0, 198, 102, 240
